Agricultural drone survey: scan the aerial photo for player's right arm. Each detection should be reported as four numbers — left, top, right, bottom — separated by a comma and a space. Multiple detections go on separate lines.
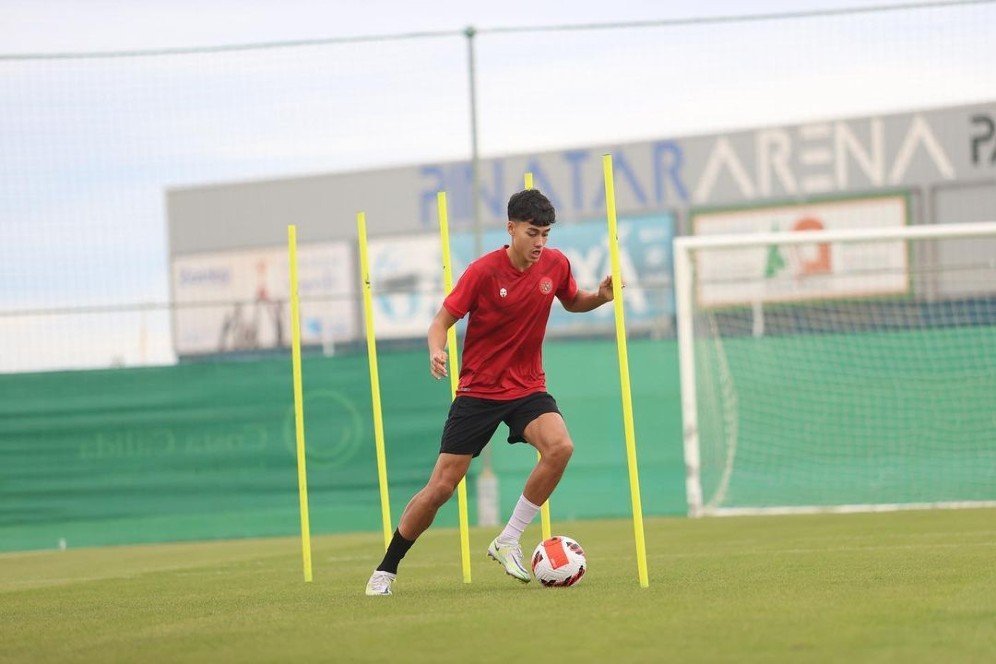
430, 259, 482, 379
428, 307, 459, 379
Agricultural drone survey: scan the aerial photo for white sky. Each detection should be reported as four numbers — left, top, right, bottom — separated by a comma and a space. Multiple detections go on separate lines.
1, 0, 994, 371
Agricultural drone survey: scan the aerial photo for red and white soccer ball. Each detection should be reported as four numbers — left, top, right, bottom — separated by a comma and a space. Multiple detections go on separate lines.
531, 536, 586, 587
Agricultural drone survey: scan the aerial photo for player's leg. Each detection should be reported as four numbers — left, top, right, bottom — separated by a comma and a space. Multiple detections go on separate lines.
367, 453, 471, 596
398, 452, 473, 540
496, 411, 573, 545
368, 396, 499, 595
488, 393, 573, 582
520, 412, 574, 506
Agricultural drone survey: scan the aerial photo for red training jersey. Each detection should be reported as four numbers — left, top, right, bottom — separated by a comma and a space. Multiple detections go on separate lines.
442, 246, 579, 400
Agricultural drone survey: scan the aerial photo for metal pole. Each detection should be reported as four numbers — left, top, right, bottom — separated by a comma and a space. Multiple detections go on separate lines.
465, 25, 483, 259
465, 25, 498, 527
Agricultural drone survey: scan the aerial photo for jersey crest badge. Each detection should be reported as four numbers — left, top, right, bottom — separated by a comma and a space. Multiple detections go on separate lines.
499, 287, 507, 298
539, 277, 553, 294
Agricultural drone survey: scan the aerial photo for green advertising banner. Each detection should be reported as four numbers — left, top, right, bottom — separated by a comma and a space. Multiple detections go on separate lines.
0, 339, 686, 552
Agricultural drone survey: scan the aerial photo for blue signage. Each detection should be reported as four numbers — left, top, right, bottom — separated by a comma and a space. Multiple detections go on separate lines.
419, 143, 687, 227
449, 213, 675, 332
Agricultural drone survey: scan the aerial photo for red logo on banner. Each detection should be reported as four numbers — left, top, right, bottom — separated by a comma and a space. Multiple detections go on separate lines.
793, 217, 832, 276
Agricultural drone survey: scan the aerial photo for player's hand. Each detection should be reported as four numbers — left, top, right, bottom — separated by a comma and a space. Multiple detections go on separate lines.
598, 275, 623, 302
430, 349, 448, 380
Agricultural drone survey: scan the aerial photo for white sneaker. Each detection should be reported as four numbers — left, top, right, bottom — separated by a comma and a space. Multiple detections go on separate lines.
365, 570, 396, 596
487, 537, 531, 583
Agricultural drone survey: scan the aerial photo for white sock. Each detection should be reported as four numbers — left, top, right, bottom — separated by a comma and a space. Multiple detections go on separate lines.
497, 494, 541, 544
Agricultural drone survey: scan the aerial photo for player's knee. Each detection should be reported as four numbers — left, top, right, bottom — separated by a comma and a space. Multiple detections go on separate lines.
546, 438, 574, 467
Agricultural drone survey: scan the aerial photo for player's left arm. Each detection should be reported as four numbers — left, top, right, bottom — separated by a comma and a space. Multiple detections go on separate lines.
561, 275, 619, 313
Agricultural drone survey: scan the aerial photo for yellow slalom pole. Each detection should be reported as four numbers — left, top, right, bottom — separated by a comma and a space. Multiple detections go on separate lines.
524, 171, 553, 543
357, 212, 393, 550
601, 155, 649, 588
287, 225, 313, 583
437, 191, 473, 584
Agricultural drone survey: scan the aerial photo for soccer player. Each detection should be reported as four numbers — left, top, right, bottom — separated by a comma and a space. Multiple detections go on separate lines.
366, 189, 617, 596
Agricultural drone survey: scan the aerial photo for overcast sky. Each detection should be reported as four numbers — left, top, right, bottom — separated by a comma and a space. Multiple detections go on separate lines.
0, 1, 950, 51
1, 0, 994, 370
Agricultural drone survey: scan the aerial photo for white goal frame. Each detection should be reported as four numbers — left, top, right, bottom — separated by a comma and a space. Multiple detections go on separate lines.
674, 221, 996, 517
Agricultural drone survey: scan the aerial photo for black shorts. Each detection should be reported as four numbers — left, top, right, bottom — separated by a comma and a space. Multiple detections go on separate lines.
439, 392, 562, 458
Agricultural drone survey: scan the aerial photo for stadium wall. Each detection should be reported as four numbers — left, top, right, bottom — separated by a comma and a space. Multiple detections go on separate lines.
165, 101, 996, 362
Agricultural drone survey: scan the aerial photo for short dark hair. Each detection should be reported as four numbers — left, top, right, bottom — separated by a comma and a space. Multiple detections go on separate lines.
507, 189, 556, 226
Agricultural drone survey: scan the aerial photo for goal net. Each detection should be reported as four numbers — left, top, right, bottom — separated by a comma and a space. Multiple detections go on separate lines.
675, 221, 996, 516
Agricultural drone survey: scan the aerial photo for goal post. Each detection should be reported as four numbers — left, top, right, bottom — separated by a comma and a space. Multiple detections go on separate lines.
674, 221, 996, 517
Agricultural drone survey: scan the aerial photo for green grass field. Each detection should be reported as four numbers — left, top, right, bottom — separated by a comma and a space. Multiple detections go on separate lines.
3, 509, 994, 663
